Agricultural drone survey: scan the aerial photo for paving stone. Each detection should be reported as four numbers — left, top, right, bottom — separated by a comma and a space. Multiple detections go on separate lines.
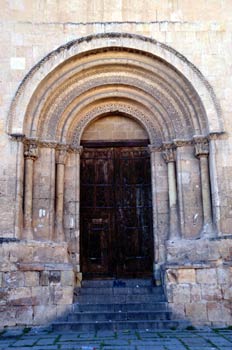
1, 329, 24, 337
136, 346, 166, 350
36, 337, 58, 345
103, 347, 135, 350
209, 338, 232, 346
12, 338, 38, 346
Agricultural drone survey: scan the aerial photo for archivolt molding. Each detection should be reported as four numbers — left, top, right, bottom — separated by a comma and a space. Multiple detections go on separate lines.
51, 91, 173, 143
7, 33, 223, 139
29, 59, 203, 138
37, 73, 196, 142
70, 102, 159, 146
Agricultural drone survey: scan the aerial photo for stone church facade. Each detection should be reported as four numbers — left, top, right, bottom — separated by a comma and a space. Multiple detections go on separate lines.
0, 1, 232, 327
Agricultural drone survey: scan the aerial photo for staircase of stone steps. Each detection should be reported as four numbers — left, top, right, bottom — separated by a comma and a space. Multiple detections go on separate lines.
52, 279, 189, 331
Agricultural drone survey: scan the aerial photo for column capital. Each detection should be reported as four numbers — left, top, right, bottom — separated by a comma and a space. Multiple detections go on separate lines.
24, 142, 39, 160
194, 136, 209, 158
162, 147, 176, 163
69, 146, 83, 155
56, 148, 68, 164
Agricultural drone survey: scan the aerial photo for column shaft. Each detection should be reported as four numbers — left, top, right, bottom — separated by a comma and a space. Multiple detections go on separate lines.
163, 147, 180, 240
194, 138, 214, 237
200, 156, 212, 224
168, 161, 179, 239
55, 162, 65, 241
14, 138, 24, 238
24, 157, 34, 239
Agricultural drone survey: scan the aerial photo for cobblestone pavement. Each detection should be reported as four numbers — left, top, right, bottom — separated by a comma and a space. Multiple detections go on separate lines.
0, 327, 232, 350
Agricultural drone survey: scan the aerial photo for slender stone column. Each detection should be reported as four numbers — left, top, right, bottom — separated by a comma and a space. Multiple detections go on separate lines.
162, 146, 180, 240
194, 137, 214, 237
55, 147, 68, 242
23, 142, 38, 239
72, 146, 83, 271
10, 134, 25, 238
148, 145, 160, 282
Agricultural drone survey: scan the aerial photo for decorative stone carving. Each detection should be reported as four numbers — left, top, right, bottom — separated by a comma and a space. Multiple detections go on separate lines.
69, 146, 83, 154
174, 139, 193, 148
195, 142, 209, 157
24, 142, 39, 160
56, 148, 68, 165
194, 136, 209, 157
162, 147, 176, 163
71, 103, 158, 146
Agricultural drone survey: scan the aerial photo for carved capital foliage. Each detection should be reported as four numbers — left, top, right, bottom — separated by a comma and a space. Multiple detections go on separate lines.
24, 142, 39, 160
162, 148, 176, 163
56, 145, 69, 164
148, 144, 162, 154
193, 135, 209, 158
68, 146, 83, 155
194, 142, 209, 158
39, 141, 57, 149
173, 139, 193, 147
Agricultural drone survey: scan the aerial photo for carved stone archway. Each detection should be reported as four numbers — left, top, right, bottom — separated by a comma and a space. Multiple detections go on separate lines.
8, 33, 224, 283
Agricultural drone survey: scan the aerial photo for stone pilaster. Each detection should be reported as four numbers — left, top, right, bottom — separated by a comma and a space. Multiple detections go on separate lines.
55, 147, 68, 242
194, 137, 214, 238
23, 142, 38, 239
162, 145, 180, 240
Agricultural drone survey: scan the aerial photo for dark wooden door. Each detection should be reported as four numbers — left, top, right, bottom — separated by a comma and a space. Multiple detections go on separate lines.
80, 146, 153, 279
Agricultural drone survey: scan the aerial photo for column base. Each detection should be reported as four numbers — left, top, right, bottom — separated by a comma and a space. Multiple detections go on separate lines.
200, 223, 216, 239
23, 227, 33, 240
54, 227, 65, 242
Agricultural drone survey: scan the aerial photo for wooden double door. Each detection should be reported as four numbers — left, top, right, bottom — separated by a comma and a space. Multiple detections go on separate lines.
80, 146, 154, 279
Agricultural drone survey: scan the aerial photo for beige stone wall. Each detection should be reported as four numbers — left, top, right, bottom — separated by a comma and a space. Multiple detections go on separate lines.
82, 115, 148, 141
0, 0, 232, 327
0, 240, 74, 327
165, 238, 232, 326
1, 0, 232, 237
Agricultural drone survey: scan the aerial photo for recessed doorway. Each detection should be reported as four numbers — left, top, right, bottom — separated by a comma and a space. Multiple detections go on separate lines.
80, 115, 154, 279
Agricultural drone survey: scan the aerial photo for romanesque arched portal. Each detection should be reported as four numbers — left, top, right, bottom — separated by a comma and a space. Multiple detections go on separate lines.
8, 33, 223, 283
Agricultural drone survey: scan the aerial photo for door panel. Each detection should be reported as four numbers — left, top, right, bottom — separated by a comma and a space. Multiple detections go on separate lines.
80, 146, 153, 278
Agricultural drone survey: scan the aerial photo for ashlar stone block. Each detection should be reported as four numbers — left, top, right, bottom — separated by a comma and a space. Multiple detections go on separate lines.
178, 268, 196, 283
196, 268, 217, 284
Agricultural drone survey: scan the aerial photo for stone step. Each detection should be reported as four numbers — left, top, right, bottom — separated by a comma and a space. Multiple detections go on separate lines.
73, 301, 169, 312
81, 279, 153, 288
52, 320, 189, 332
75, 285, 163, 296
67, 310, 171, 322
74, 293, 166, 304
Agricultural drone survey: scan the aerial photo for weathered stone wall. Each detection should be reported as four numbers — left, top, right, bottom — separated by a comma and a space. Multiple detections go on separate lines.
0, 240, 74, 327
1, 0, 232, 237
0, 0, 231, 327
165, 238, 232, 326
82, 115, 148, 141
